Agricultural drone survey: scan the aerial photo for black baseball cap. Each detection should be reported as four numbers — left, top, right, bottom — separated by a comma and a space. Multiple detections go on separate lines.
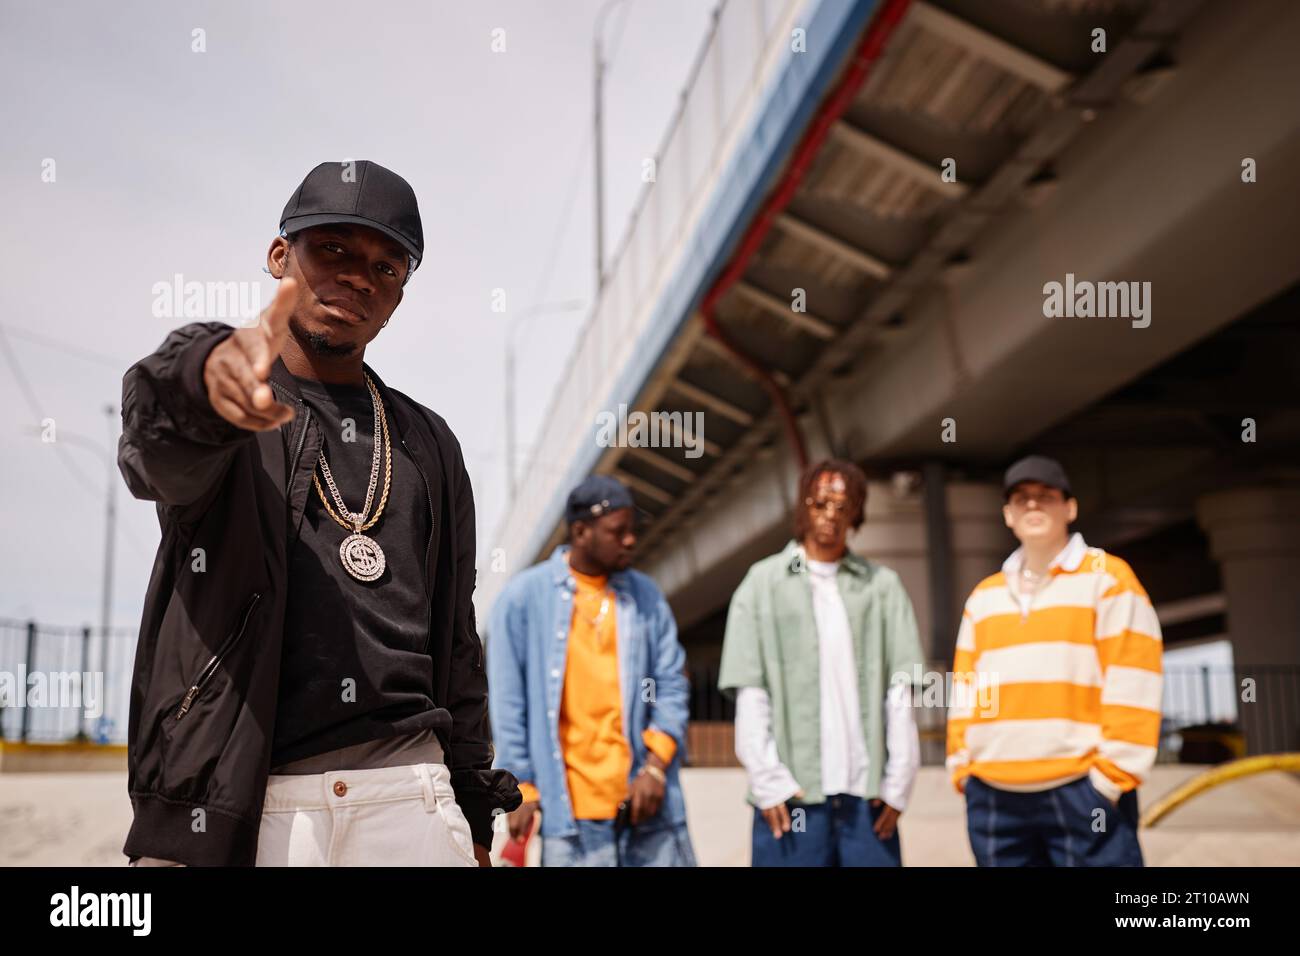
1003, 455, 1073, 499
565, 475, 636, 525
279, 160, 423, 271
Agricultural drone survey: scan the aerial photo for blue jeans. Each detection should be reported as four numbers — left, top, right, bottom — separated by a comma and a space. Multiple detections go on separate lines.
751, 794, 902, 867
540, 818, 697, 867
964, 775, 1144, 867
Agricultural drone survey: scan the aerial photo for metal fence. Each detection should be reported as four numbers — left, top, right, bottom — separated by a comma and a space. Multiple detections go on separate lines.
686, 661, 1300, 767
6, 616, 1296, 764
1161, 664, 1300, 758
0, 618, 136, 744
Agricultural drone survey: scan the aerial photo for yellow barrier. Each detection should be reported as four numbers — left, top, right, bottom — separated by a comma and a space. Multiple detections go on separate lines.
0, 740, 128, 755
0, 739, 129, 773
1141, 753, 1300, 828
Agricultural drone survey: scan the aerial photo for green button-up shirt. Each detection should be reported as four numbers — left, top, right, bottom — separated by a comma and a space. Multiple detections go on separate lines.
718, 539, 925, 805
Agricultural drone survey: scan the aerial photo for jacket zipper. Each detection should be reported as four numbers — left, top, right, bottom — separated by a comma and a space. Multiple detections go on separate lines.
286, 405, 311, 495
403, 437, 439, 657
175, 592, 262, 720
267, 380, 311, 496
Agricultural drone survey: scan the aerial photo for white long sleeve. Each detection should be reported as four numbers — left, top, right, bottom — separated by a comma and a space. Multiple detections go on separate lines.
880, 679, 921, 811
734, 686, 804, 809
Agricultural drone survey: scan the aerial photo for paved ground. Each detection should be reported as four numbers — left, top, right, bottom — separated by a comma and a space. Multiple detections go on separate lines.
3, 765, 1298, 866
679, 765, 1300, 867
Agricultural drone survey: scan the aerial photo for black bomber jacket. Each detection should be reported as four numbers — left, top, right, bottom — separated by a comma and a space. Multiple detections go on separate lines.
117, 321, 519, 865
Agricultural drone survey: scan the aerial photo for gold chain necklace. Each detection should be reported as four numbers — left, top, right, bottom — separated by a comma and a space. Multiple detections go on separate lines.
311, 373, 392, 582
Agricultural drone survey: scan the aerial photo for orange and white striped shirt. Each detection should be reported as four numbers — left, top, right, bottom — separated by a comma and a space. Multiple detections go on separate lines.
946, 533, 1163, 801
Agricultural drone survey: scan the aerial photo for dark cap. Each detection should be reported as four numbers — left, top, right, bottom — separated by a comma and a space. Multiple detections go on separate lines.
1003, 455, 1073, 498
565, 475, 635, 525
280, 160, 423, 269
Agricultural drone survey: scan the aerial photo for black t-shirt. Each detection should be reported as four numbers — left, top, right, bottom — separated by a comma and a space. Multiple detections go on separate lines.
271, 374, 442, 767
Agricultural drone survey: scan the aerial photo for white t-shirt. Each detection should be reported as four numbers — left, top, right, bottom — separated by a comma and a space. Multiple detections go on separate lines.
807, 558, 870, 798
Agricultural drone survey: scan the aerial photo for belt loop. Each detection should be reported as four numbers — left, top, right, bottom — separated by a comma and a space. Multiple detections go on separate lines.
417, 763, 439, 813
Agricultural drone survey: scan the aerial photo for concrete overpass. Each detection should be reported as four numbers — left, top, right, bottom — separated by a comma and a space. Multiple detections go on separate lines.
482, 0, 1300, 756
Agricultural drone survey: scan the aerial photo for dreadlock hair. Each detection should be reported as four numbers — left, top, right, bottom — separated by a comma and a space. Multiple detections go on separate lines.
793, 458, 868, 540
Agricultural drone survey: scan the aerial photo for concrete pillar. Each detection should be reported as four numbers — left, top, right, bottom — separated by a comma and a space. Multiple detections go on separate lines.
946, 482, 1017, 655
848, 479, 1013, 664
848, 478, 1010, 765
1197, 486, 1300, 668
848, 479, 929, 651
1197, 485, 1300, 753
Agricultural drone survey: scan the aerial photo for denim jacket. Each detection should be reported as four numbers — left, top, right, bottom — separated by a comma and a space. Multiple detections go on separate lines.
486, 545, 690, 838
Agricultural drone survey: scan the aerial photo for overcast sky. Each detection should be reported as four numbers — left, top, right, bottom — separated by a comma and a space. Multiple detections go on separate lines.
0, 0, 716, 628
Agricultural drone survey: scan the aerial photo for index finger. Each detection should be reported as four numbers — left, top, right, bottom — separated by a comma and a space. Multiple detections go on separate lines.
765, 806, 786, 839
254, 277, 298, 377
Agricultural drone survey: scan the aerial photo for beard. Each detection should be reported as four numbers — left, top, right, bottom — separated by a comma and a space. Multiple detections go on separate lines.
302, 327, 357, 357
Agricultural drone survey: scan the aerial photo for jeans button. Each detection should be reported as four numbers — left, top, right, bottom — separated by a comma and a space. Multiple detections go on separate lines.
333, 781, 348, 797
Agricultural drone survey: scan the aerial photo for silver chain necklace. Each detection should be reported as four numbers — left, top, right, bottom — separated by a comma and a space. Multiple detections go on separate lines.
568, 555, 613, 646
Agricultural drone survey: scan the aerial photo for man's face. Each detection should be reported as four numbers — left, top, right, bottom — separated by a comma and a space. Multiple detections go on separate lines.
573, 507, 637, 573
804, 472, 852, 551
1003, 481, 1077, 545
267, 223, 410, 357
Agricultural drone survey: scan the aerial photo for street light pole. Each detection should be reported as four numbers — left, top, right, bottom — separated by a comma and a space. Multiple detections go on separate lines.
504, 300, 586, 506
98, 403, 117, 739
594, 0, 630, 298
594, 32, 605, 297
506, 337, 517, 504
22, 411, 119, 741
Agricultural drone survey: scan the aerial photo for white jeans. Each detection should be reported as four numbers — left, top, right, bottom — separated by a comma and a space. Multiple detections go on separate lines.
133, 762, 477, 867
